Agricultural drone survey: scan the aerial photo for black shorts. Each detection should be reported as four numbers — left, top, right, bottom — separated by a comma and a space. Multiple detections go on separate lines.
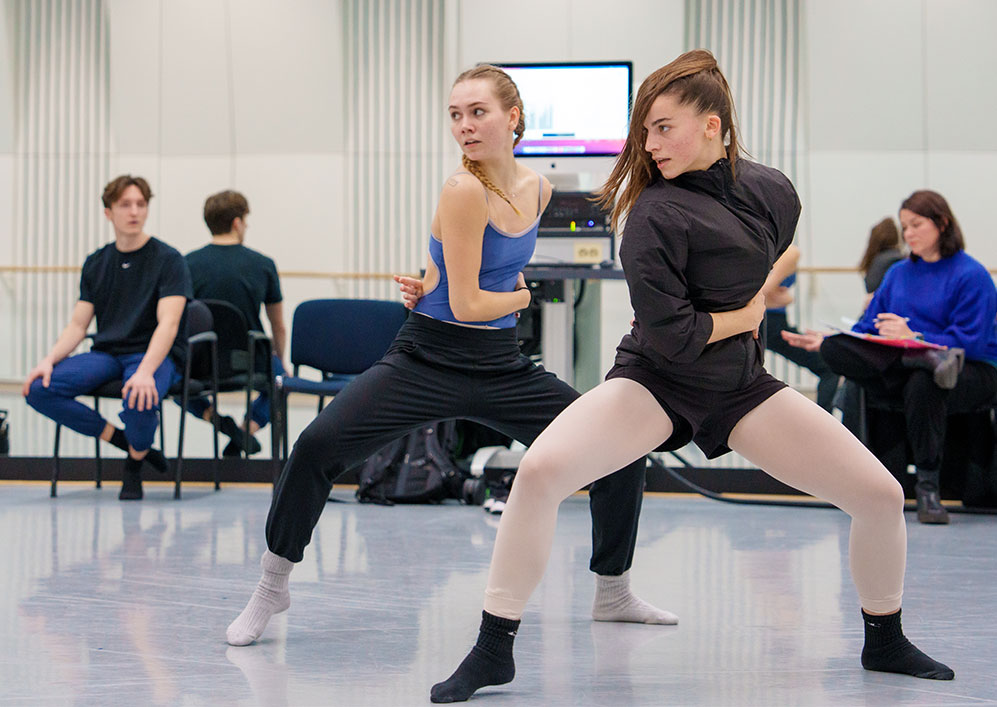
606, 360, 787, 459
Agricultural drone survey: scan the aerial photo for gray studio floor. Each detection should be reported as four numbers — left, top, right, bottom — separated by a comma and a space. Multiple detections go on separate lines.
1, 483, 995, 707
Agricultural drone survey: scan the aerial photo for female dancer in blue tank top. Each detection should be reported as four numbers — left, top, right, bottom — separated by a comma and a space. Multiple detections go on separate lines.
225, 64, 676, 647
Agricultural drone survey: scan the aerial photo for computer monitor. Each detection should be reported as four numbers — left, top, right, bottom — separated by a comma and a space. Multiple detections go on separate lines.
496, 62, 632, 158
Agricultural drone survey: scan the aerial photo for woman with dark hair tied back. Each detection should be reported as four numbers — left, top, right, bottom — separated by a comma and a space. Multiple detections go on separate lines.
818, 190, 997, 524
859, 216, 904, 308
432, 51, 953, 703
224, 64, 676, 649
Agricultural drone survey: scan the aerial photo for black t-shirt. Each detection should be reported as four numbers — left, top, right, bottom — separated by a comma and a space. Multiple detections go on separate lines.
185, 244, 282, 332
80, 237, 193, 363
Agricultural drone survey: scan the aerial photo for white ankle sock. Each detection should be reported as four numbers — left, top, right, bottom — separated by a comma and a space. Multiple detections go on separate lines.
226, 550, 294, 646
592, 570, 678, 625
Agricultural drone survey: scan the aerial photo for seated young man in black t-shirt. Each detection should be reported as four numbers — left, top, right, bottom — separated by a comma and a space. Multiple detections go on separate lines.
184, 190, 286, 456
23, 175, 192, 500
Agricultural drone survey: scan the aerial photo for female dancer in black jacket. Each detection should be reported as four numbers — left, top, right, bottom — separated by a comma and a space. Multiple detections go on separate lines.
432, 50, 953, 703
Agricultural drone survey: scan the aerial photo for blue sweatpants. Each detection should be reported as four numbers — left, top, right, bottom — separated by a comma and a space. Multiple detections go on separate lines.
25, 351, 178, 452
184, 354, 284, 428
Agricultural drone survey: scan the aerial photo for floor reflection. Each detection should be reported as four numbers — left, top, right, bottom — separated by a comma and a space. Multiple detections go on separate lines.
1, 484, 994, 706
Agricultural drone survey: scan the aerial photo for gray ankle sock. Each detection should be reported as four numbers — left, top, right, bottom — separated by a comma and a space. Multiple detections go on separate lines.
592, 570, 678, 625
226, 550, 294, 646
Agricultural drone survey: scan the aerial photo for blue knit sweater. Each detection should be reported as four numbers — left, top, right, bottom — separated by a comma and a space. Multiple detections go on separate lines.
854, 250, 997, 363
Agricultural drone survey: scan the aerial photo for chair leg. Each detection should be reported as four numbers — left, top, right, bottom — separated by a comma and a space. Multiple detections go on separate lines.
211, 340, 220, 491
281, 390, 290, 466
245, 384, 254, 461
51, 425, 61, 498
94, 432, 102, 489
175, 394, 186, 500
212, 387, 221, 491
94, 396, 102, 489
269, 379, 280, 484
159, 404, 167, 459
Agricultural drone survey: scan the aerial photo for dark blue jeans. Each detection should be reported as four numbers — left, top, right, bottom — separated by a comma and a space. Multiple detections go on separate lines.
25, 351, 178, 452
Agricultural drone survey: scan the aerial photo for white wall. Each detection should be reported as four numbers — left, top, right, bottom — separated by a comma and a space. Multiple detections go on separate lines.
4, 0, 997, 394
802, 0, 997, 330
106, 0, 351, 329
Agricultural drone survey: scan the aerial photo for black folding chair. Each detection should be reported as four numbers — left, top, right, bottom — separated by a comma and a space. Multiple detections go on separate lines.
51, 300, 219, 499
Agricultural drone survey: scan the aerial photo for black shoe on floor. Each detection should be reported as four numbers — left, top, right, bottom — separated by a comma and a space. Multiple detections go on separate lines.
119, 465, 143, 501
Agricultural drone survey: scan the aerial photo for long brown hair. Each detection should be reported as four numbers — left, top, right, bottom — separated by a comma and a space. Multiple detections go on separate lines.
857, 217, 901, 274
900, 190, 965, 260
453, 64, 525, 215
594, 49, 740, 232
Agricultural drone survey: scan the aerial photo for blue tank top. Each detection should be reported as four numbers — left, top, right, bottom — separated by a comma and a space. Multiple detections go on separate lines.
413, 174, 542, 328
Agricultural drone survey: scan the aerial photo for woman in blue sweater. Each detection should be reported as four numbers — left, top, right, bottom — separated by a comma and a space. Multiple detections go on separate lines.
820, 190, 997, 524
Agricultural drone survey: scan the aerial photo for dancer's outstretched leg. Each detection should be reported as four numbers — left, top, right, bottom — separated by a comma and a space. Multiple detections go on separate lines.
479, 366, 678, 626
226, 345, 467, 646
728, 387, 953, 680
433, 379, 673, 702
227, 550, 292, 646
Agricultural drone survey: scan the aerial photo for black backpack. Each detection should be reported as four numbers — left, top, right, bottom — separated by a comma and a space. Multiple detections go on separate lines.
356, 422, 467, 505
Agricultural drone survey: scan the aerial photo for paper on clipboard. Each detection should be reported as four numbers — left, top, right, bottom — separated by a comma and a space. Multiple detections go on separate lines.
821, 321, 947, 351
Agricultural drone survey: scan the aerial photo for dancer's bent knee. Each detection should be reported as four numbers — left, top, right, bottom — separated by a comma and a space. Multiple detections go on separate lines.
514, 449, 580, 507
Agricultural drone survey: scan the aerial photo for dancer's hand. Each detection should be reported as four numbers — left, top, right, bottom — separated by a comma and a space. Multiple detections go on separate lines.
745, 291, 766, 339
781, 329, 826, 352
393, 274, 424, 310
23, 358, 54, 396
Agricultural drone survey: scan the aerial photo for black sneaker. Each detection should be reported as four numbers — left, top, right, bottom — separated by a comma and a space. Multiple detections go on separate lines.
119, 467, 143, 501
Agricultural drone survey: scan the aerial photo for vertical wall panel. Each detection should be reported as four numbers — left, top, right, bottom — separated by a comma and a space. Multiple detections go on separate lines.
684, 0, 810, 467
343, 0, 446, 299
11, 0, 110, 454
686, 0, 803, 186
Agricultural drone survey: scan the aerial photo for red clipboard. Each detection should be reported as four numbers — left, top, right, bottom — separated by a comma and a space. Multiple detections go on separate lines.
834, 328, 947, 350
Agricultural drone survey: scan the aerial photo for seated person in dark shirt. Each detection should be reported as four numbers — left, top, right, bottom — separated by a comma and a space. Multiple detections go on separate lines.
184, 190, 286, 456
23, 175, 192, 500
859, 217, 904, 311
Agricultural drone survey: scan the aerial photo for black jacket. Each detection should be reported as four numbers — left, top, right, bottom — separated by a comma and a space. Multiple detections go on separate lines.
616, 158, 800, 391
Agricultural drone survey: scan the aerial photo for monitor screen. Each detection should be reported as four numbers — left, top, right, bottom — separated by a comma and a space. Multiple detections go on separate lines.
496, 62, 632, 157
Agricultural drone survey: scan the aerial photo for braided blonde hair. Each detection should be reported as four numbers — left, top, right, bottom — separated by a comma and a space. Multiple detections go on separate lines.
453, 64, 525, 215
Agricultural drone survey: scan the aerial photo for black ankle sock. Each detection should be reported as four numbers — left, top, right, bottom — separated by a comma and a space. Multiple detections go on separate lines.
861, 609, 954, 680
119, 456, 144, 501
108, 428, 129, 451
108, 428, 167, 474
430, 611, 519, 703
143, 448, 169, 474
218, 415, 261, 454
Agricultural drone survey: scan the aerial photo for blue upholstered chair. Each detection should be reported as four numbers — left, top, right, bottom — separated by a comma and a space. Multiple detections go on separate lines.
278, 299, 409, 462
